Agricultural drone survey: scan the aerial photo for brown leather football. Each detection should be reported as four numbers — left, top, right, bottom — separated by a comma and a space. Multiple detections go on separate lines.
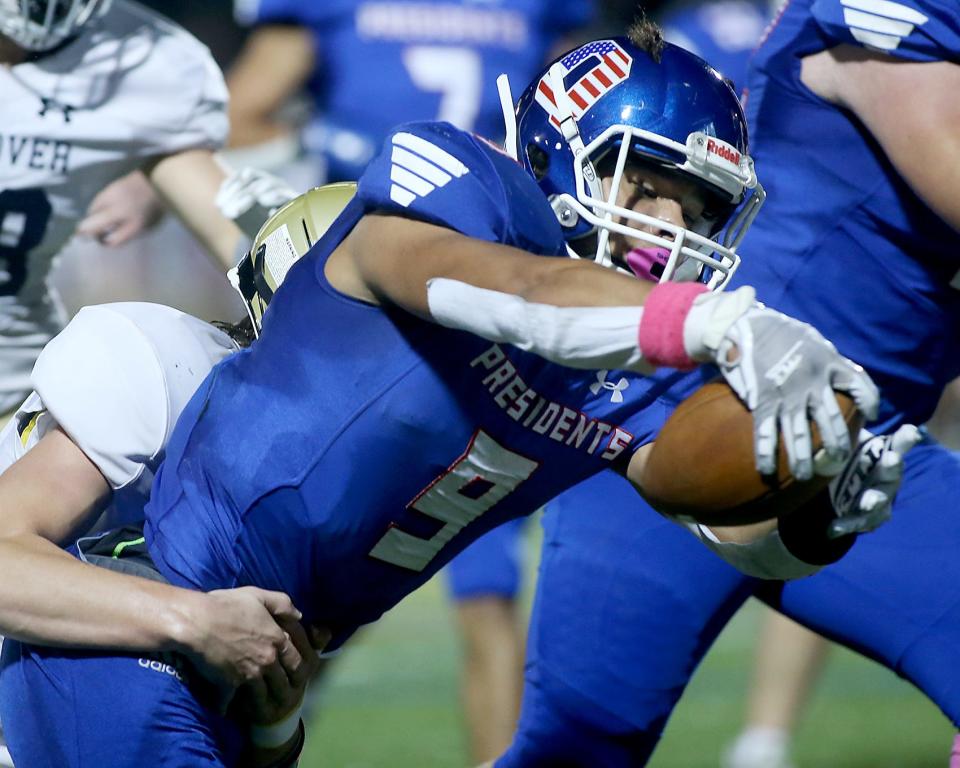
639, 381, 863, 526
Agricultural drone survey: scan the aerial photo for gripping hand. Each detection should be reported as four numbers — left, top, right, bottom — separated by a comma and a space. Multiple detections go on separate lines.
684, 292, 879, 481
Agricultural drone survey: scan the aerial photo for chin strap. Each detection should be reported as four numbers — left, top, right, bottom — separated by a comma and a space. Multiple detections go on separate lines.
496, 74, 519, 161
548, 63, 603, 202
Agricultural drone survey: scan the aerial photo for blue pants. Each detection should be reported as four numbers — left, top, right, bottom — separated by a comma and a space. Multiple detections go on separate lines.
498, 440, 960, 766
445, 517, 525, 601
0, 641, 243, 767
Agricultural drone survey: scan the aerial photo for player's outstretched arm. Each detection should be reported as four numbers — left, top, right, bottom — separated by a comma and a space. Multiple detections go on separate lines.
335, 213, 879, 479
337, 213, 659, 314
801, 46, 960, 232
144, 148, 246, 270
0, 427, 306, 695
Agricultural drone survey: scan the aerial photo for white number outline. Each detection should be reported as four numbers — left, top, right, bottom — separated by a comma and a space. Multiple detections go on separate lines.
369, 429, 539, 571
401, 45, 484, 131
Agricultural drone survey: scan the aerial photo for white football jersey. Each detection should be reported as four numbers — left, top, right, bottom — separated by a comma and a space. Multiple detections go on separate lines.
0, 0, 229, 411
0, 302, 236, 528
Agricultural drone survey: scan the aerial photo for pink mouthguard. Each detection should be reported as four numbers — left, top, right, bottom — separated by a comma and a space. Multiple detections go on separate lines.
625, 247, 671, 282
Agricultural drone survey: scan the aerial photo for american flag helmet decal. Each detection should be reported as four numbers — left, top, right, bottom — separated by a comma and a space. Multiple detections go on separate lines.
535, 40, 633, 130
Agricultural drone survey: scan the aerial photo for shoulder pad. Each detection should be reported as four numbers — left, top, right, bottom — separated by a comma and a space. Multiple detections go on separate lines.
31, 303, 235, 489
356, 121, 564, 254
811, 0, 959, 61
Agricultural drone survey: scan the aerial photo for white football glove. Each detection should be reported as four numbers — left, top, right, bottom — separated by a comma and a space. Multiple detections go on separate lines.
825, 424, 922, 538
216, 167, 299, 240
684, 289, 880, 481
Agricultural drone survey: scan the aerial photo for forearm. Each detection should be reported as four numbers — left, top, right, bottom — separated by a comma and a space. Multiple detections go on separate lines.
427, 278, 649, 371
689, 495, 857, 580
348, 215, 655, 317
226, 25, 314, 150
0, 532, 199, 652
146, 150, 244, 270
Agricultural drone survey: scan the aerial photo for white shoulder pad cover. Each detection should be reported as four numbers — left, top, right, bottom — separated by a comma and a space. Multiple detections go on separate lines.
31, 303, 236, 489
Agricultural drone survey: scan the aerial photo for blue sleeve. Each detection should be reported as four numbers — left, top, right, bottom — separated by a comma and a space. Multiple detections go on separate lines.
355, 121, 566, 255
810, 0, 960, 62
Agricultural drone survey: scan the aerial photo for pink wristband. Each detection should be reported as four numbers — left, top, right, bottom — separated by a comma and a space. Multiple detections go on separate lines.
637, 282, 709, 369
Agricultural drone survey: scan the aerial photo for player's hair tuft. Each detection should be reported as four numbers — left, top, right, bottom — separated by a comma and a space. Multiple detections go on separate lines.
628, 14, 665, 62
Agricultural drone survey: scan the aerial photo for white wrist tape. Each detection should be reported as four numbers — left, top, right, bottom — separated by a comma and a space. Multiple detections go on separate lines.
250, 701, 303, 749
426, 278, 651, 372
690, 523, 822, 581
681, 286, 756, 362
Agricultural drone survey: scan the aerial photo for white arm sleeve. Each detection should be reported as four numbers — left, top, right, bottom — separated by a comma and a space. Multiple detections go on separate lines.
687, 523, 823, 581
31, 303, 235, 489
426, 278, 652, 373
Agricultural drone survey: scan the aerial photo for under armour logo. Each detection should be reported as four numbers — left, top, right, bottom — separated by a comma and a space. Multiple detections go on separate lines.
764, 340, 803, 387
38, 97, 74, 122
590, 370, 629, 403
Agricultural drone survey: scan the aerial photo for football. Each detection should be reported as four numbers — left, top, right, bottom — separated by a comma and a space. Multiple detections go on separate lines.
640, 381, 863, 526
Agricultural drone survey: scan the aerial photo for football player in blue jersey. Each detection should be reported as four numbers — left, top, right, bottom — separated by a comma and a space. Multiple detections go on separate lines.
0, 23, 893, 768
498, 2, 960, 767
224, 2, 597, 757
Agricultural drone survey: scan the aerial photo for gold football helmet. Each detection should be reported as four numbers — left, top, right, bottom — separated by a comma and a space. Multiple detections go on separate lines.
228, 182, 356, 336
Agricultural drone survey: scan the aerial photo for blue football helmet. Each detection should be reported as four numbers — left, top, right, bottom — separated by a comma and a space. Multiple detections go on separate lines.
501, 37, 764, 289
0, 0, 110, 51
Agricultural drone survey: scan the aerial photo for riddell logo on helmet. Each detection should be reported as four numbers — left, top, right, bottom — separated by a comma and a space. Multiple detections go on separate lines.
706, 139, 741, 166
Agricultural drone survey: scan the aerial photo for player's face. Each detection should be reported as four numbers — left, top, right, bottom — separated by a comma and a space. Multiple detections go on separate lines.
600, 159, 708, 278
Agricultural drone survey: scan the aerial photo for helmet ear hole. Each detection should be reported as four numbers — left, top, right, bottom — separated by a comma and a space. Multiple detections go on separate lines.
526, 143, 550, 181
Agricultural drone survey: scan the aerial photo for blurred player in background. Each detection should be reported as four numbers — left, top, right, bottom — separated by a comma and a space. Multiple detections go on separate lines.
0, 0, 298, 424
497, 2, 960, 767
225, 1, 596, 759
0, 28, 891, 768
657, 0, 774, 88
0, 0, 264, 415
227, 0, 595, 181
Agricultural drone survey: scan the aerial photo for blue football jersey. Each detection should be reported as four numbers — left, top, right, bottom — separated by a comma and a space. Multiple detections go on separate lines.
659, 0, 773, 90
143, 122, 689, 648
238, 0, 594, 179
735, 0, 960, 431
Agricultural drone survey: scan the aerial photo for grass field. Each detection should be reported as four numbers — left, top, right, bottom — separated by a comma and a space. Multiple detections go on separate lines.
300, 526, 953, 768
